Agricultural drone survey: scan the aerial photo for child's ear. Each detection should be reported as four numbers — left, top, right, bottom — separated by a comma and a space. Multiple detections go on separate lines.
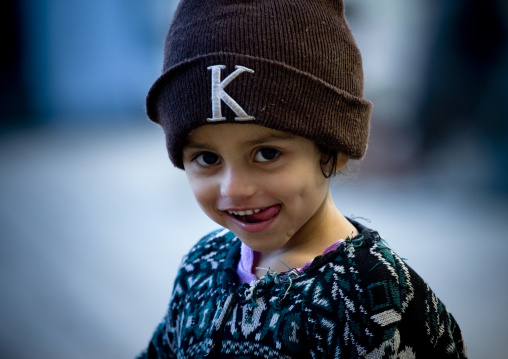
336, 153, 349, 171
318, 149, 348, 178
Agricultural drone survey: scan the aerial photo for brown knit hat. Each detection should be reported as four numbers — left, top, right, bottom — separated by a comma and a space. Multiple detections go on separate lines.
147, 0, 372, 169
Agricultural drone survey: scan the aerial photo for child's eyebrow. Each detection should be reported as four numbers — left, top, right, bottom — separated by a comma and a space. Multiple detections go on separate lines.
244, 133, 296, 147
182, 140, 209, 150
184, 133, 296, 150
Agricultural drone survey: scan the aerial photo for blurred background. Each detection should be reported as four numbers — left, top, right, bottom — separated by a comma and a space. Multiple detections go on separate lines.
1, 0, 507, 358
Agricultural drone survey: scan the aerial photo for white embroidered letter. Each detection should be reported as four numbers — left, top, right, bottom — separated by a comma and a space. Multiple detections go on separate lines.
207, 65, 255, 122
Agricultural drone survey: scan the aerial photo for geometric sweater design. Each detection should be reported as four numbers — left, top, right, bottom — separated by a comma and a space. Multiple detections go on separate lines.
137, 220, 467, 358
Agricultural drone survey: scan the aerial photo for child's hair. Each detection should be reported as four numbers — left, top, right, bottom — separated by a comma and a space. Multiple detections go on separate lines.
146, 0, 372, 169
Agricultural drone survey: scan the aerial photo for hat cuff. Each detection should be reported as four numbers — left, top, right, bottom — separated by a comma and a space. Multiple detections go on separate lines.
146, 53, 372, 168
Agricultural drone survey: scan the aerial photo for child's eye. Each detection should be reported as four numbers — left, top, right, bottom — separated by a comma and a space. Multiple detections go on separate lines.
254, 148, 280, 162
195, 152, 220, 166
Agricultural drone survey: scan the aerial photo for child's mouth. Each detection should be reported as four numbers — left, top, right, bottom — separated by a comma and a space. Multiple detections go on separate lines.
227, 205, 281, 223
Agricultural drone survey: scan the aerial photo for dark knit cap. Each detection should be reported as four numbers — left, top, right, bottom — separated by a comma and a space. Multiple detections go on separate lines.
147, 0, 372, 169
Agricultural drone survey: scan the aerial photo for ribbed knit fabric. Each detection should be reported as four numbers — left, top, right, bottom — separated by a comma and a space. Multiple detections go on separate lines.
146, 0, 372, 168
136, 221, 468, 358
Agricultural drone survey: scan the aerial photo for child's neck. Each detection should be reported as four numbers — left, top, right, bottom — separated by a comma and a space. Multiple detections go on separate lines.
253, 195, 357, 278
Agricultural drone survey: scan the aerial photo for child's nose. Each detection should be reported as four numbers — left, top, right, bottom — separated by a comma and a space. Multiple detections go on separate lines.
220, 167, 257, 199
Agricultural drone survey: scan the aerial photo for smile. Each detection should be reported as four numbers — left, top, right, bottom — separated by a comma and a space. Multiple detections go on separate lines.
224, 204, 281, 231
228, 208, 263, 216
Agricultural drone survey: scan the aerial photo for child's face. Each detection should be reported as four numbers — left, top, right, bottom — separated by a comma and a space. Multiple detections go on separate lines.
182, 123, 334, 254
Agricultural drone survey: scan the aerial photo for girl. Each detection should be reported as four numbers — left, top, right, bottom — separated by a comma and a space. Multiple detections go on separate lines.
138, 0, 467, 357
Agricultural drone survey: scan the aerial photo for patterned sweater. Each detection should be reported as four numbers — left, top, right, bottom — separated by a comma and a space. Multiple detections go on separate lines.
137, 221, 467, 358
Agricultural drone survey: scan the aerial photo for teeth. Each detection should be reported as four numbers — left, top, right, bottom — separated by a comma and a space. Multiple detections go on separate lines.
228, 208, 263, 216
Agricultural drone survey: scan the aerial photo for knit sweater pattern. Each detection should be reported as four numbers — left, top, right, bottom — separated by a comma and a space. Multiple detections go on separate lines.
138, 221, 467, 358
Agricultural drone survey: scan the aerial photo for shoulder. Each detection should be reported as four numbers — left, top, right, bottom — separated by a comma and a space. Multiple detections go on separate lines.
336, 221, 422, 323
172, 228, 240, 293
179, 227, 239, 267
310, 220, 408, 288
330, 221, 467, 357
156, 229, 240, 357
342, 224, 413, 294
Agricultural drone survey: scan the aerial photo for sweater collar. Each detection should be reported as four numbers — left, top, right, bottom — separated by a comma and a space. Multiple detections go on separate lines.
216, 218, 379, 287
